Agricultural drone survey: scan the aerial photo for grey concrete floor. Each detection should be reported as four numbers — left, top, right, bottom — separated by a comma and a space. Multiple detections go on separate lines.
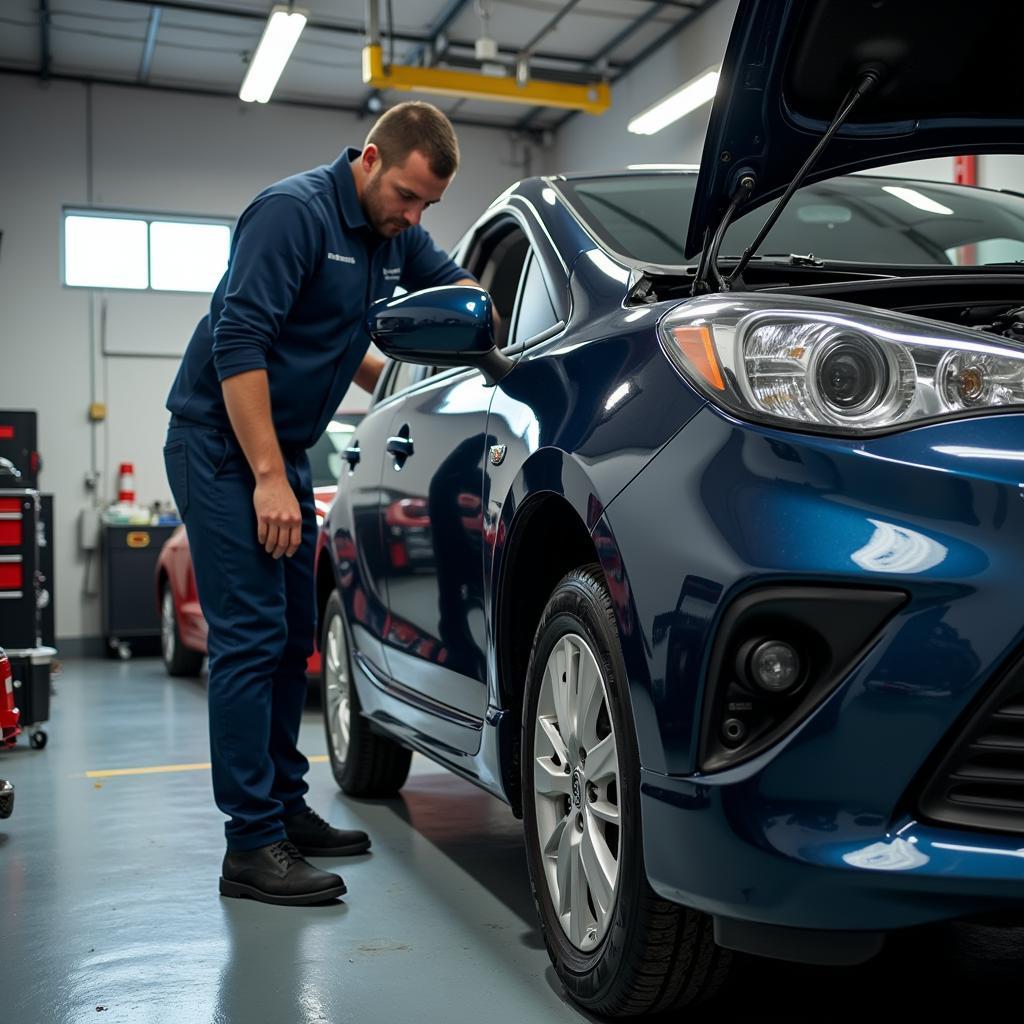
2, 658, 1024, 1023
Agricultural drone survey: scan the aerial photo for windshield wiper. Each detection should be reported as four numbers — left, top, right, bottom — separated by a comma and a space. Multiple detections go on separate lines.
760, 252, 826, 267
695, 66, 882, 295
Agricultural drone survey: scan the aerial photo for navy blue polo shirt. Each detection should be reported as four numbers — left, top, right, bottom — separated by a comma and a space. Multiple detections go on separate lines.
166, 147, 468, 447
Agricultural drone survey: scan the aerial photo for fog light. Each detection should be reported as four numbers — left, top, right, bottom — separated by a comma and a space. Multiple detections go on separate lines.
748, 640, 801, 693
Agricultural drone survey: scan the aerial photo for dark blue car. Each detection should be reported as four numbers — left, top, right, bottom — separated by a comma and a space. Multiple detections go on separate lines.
315, 1, 1024, 1014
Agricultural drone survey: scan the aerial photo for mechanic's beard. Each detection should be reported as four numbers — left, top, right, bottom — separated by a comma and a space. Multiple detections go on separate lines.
363, 177, 406, 238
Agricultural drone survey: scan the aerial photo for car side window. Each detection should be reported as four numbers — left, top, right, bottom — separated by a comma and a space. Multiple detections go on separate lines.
381, 359, 421, 400
471, 224, 531, 348
510, 253, 559, 346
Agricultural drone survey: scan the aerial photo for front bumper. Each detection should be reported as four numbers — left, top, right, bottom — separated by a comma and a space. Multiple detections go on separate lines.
641, 770, 1024, 933
603, 406, 1024, 932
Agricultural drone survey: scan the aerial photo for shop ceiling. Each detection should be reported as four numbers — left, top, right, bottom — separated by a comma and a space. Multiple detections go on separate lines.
0, 0, 721, 134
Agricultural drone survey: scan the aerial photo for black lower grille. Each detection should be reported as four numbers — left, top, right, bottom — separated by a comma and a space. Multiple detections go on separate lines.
919, 657, 1024, 834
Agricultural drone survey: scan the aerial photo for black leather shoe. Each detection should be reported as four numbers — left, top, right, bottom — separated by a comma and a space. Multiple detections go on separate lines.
284, 807, 372, 856
219, 840, 346, 905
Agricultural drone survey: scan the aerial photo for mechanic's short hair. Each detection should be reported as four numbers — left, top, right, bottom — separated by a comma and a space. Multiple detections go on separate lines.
364, 101, 460, 179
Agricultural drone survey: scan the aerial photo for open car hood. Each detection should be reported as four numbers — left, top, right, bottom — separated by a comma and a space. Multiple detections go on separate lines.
685, 0, 1024, 258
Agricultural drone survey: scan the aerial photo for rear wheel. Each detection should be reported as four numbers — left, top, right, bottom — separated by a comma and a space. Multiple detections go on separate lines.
522, 564, 732, 1017
321, 590, 411, 796
160, 582, 203, 677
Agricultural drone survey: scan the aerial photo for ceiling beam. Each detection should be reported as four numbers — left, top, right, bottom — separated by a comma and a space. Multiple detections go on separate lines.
360, 0, 621, 119
362, 45, 610, 113
405, 0, 476, 67
443, 52, 611, 85
519, 0, 583, 58
110, 0, 393, 36
0, 66, 535, 134
552, 0, 724, 133
614, 0, 723, 79
138, 6, 162, 83
357, 0, 477, 119
590, 0, 674, 66
517, 0, 673, 131
40, 0, 51, 80
107, 0, 611, 68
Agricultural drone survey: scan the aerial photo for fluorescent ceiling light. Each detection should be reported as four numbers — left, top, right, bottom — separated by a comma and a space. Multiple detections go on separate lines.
627, 69, 719, 136
239, 6, 307, 104
881, 185, 954, 215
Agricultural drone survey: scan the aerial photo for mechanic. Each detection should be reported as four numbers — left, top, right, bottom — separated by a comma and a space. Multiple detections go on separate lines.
163, 101, 477, 906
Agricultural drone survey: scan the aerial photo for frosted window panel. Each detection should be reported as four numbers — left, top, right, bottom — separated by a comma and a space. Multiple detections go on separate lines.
150, 221, 230, 293
64, 215, 148, 289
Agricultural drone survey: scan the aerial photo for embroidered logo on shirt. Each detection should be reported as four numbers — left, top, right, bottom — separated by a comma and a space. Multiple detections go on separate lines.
328, 252, 356, 264
382, 266, 402, 280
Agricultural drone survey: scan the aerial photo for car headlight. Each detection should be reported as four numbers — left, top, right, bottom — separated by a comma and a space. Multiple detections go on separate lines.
658, 295, 1024, 435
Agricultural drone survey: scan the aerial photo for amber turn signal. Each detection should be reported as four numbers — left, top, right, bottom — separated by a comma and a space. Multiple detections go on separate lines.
669, 325, 725, 391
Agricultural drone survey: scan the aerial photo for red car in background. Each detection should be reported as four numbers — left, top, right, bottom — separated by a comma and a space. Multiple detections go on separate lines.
156, 413, 363, 678
0, 647, 20, 749
1, 647, 18, 819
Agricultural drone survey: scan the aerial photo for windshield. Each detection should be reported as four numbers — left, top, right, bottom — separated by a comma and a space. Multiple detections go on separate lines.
308, 417, 360, 488
560, 173, 1024, 267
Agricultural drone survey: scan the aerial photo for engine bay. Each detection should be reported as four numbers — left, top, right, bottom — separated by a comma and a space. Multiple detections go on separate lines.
633, 264, 1024, 345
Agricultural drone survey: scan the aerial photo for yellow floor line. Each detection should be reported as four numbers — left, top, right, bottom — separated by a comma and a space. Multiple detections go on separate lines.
85, 754, 328, 779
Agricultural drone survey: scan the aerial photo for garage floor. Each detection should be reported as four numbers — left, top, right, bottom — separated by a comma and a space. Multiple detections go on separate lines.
3, 660, 1024, 1023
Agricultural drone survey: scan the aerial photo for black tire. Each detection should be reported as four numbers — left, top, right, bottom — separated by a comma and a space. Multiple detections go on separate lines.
160, 581, 204, 678
320, 590, 411, 796
521, 564, 733, 1017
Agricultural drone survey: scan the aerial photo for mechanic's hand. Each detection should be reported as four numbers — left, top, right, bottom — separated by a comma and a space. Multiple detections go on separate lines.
253, 474, 302, 559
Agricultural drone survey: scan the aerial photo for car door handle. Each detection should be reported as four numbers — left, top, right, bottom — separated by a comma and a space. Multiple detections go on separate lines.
386, 436, 415, 460
343, 443, 361, 467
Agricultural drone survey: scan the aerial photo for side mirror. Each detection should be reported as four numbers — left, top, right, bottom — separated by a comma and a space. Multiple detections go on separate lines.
365, 284, 514, 386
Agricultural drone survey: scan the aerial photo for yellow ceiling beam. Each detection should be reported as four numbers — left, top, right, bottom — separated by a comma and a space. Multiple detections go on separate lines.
361, 44, 610, 114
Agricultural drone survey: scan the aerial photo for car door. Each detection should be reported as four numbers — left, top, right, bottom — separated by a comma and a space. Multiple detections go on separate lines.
329, 360, 426, 675
377, 212, 561, 728
378, 371, 492, 724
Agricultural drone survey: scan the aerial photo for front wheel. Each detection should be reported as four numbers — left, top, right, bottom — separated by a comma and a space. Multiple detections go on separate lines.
521, 564, 732, 1017
320, 590, 411, 796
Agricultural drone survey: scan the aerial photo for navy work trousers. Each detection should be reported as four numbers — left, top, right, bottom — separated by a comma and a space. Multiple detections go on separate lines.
164, 421, 316, 850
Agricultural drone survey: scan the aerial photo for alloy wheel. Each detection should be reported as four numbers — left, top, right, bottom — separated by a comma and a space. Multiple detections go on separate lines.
324, 612, 352, 763
533, 632, 622, 952
161, 588, 176, 665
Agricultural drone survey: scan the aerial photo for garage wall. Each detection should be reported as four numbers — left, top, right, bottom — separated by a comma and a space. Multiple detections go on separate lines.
0, 73, 545, 646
